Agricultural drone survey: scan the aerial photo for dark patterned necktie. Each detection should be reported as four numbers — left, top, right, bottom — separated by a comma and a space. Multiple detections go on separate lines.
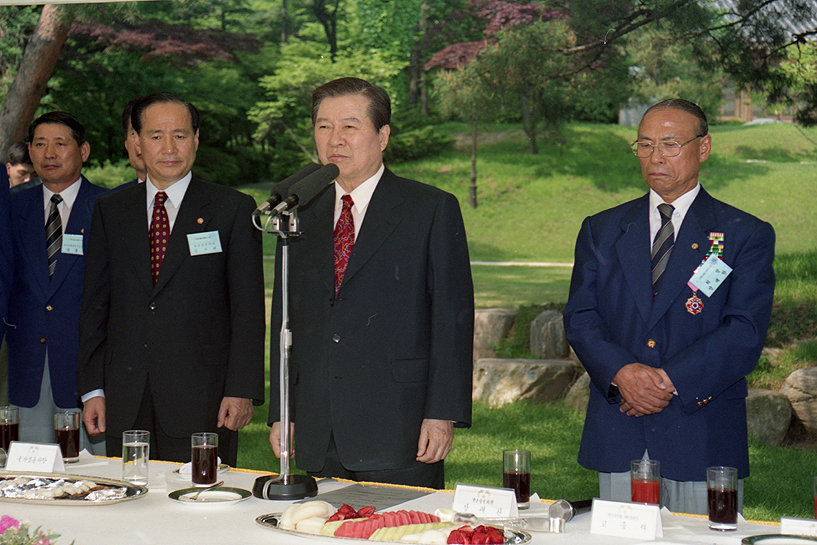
333, 195, 355, 296
150, 191, 169, 285
45, 194, 63, 278
651, 203, 675, 296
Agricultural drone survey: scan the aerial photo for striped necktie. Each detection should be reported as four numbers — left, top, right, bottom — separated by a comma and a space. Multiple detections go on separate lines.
651, 203, 675, 296
46, 194, 63, 278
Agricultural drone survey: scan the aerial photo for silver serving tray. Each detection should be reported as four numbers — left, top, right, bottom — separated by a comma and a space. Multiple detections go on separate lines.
255, 514, 531, 544
0, 471, 148, 505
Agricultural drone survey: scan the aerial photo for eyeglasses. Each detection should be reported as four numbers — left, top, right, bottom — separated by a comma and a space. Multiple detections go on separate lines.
631, 136, 702, 158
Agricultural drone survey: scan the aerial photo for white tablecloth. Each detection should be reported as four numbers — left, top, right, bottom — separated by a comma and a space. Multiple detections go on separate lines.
0, 452, 784, 545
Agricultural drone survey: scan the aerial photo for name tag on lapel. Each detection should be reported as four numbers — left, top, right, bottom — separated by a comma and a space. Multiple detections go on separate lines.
688, 254, 732, 297
61, 234, 84, 255
187, 231, 222, 256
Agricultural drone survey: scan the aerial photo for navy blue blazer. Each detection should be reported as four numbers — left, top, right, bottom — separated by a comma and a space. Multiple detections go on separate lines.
564, 187, 775, 481
6, 178, 108, 408
0, 182, 11, 327
0, 184, 14, 326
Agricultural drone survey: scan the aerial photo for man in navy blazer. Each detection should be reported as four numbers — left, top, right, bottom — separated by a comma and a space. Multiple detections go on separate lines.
6, 112, 108, 447
268, 78, 474, 489
563, 99, 775, 514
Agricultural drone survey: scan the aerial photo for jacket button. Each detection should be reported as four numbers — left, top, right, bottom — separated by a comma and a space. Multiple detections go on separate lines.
149, 302, 156, 310
45, 305, 53, 312
647, 339, 656, 348
332, 334, 341, 343
40, 338, 46, 344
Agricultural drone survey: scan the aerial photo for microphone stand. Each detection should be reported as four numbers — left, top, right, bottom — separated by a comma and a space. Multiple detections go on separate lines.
252, 208, 318, 500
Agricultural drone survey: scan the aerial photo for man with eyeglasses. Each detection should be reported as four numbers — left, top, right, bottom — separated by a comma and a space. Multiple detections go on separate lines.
563, 99, 775, 514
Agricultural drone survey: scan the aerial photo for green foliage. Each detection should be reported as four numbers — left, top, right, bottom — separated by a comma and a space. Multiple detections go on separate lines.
493, 302, 566, 359
0, 6, 40, 95
765, 250, 817, 347
385, 125, 454, 163
82, 160, 134, 189
624, 26, 725, 118
749, 340, 817, 390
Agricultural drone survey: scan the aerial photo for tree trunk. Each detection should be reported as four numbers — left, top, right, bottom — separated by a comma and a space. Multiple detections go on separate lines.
0, 5, 73, 160
520, 90, 539, 155
469, 121, 478, 209
313, 0, 339, 62
409, 0, 428, 109
281, 0, 287, 43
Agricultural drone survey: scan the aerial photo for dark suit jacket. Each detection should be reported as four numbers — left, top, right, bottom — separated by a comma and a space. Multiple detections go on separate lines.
6, 178, 108, 408
563, 187, 775, 481
77, 178, 265, 438
0, 182, 11, 327
268, 168, 474, 472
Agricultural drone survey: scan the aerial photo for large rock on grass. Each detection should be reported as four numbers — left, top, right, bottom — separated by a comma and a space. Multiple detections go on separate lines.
473, 309, 516, 360
564, 372, 591, 413
745, 388, 791, 445
781, 367, 817, 434
530, 310, 568, 359
473, 358, 579, 408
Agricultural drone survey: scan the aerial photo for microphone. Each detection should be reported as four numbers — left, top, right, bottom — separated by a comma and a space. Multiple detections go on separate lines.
255, 163, 322, 216
271, 164, 339, 215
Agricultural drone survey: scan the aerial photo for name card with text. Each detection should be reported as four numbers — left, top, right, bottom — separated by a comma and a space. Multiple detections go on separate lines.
781, 517, 817, 537
590, 499, 663, 541
452, 484, 518, 518
6, 442, 65, 473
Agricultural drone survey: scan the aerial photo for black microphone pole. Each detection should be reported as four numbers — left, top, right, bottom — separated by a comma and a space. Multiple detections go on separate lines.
252, 164, 339, 501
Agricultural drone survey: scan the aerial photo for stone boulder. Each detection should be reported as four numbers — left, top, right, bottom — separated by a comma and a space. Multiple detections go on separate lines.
781, 367, 817, 434
745, 388, 791, 445
530, 310, 568, 359
473, 358, 579, 408
473, 309, 517, 360
564, 372, 591, 414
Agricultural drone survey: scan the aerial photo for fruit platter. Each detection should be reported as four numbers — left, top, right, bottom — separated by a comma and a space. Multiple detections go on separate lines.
0, 471, 147, 504
257, 501, 531, 545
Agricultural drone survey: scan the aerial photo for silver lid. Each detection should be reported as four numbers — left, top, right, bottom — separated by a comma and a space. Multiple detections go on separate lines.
549, 516, 565, 533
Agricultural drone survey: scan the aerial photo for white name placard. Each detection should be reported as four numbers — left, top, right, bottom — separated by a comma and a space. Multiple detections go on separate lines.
187, 231, 222, 256
781, 517, 817, 537
452, 484, 518, 518
590, 499, 663, 540
61, 234, 84, 255
6, 442, 65, 473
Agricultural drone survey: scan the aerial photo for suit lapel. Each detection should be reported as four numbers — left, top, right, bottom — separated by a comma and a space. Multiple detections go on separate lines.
615, 195, 653, 326
153, 179, 211, 294
119, 183, 154, 294
648, 188, 716, 329
18, 186, 50, 297
301, 186, 335, 295
48, 178, 90, 295
339, 170, 402, 291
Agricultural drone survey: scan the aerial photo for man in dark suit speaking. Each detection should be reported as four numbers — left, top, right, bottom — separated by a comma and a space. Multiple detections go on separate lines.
77, 93, 265, 465
563, 99, 775, 514
268, 77, 474, 489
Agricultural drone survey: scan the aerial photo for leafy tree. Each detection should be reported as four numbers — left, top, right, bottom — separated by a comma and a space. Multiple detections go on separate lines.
434, 63, 503, 207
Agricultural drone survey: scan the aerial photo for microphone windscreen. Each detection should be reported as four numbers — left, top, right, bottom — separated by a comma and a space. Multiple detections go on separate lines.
287, 164, 340, 207
269, 163, 321, 198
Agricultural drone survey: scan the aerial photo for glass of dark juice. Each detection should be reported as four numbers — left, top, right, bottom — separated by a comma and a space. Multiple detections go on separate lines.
707, 466, 738, 531
502, 449, 531, 509
630, 459, 661, 505
0, 407, 19, 451
54, 410, 80, 463
191, 432, 218, 486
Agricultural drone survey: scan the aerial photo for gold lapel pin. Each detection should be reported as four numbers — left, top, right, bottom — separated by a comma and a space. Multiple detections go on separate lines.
691, 243, 698, 249
197, 218, 204, 224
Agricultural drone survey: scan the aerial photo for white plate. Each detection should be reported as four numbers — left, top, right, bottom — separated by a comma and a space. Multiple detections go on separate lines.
168, 486, 251, 505
172, 463, 230, 477
743, 536, 817, 544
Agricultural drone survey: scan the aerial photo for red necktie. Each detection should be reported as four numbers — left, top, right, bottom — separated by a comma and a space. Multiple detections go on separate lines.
333, 195, 355, 295
150, 191, 169, 285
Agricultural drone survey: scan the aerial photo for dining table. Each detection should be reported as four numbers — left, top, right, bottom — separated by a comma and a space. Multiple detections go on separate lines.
0, 451, 793, 545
